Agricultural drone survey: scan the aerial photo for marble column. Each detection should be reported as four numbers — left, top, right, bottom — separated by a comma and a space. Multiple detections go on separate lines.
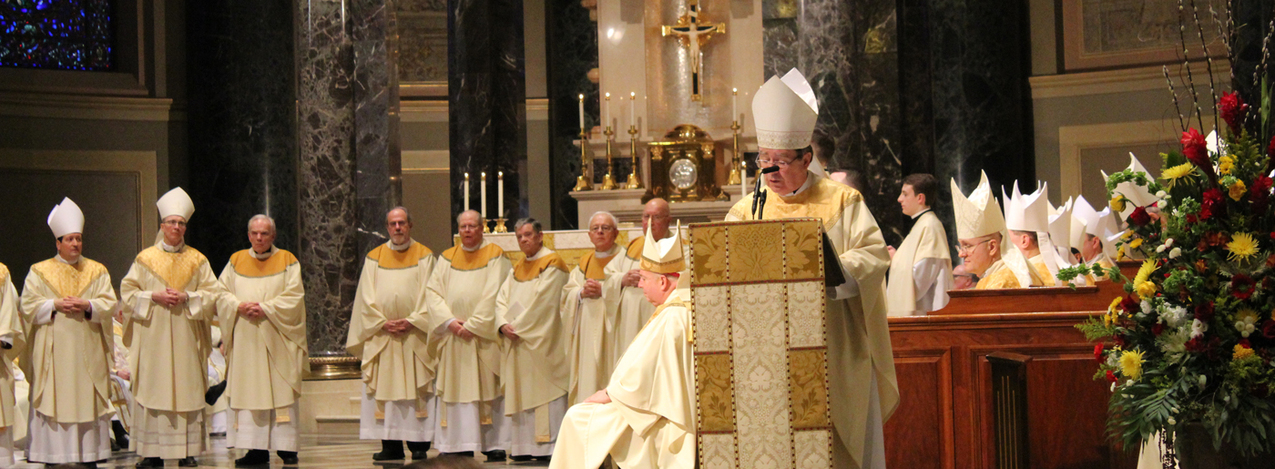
546, 0, 599, 229
449, 0, 527, 232
185, 0, 297, 268
296, 0, 402, 370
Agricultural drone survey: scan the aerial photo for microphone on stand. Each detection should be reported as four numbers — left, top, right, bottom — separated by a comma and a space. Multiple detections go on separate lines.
752, 166, 781, 220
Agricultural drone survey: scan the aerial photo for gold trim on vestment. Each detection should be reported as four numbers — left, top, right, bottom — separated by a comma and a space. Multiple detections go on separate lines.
229, 249, 297, 278
31, 257, 108, 298
134, 245, 208, 289
443, 244, 506, 271
513, 253, 568, 282
367, 243, 433, 270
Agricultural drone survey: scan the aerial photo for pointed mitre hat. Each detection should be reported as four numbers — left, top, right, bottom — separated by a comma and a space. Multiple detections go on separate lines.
753, 68, 819, 150
1003, 181, 1049, 233
47, 197, 85, 238
641, 222, 686, 274
950, 171, 1006, 239
1101, 153, 1159, 220
156, 187, 195, 221
1048, 196, 1073, 251
1070, 195, 1097, 249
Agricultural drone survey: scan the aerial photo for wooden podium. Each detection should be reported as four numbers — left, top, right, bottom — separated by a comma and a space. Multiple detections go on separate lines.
688, 219, 833, 469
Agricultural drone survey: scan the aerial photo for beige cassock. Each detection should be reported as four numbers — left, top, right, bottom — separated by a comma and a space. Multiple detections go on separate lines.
19, 257, 118, 463
602, 238, 655, 368
887, 210, 953, 316
119, 243, 226, 459
424, 241, 512, 453
561, 245, 622, 405
346, 241, 437, 442
0, 265, 26, 468
727, 172, 897, 469
549, 292, 695, 469
216, 246, 307, 451
495, 246, 570, 456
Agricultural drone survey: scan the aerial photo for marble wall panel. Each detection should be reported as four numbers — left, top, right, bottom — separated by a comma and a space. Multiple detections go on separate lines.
353, 0, 403, 255
546, 0, 599, 229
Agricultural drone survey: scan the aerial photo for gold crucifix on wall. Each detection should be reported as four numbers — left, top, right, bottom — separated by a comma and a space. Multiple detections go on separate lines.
661, 0, 725, 102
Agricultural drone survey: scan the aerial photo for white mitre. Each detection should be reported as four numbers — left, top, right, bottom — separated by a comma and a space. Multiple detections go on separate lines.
1079, 206, 1122, 259
47, 197, 85, 238
1003, 181, 1049, 233
1070, 195, 1097, 249
641, 222, 686, 275
1101, 153, 1159, 220
753, 68, 819, 150
1047, 196, 1073, 252
157, 187, 195, 221
950, 171, 1005, 240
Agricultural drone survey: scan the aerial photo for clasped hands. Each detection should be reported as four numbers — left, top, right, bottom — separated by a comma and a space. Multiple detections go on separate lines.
581, 279, 603, 299
151, 288, 189, 308
381, 319, 413, 336
448, 320, 475, 340
621, 269, 641, 288
53, 296, 92, 318
237, 302, 266, 320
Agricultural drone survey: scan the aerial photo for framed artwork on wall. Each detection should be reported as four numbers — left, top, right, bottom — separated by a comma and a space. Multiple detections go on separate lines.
1062, 0, 1226, 72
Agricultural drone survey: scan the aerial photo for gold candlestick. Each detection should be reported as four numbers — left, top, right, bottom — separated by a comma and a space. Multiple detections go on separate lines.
626, 125, 643, 189
727, 120, 743, 185
573, 128, 593, 191
601, 126, 618, 190
493, 218, 508, 233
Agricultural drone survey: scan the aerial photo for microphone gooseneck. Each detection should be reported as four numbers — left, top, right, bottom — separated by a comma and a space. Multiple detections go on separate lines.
752, 166, 781, 220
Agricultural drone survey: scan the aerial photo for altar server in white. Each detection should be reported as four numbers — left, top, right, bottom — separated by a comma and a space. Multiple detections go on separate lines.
217, 214, 307, 467
496, 218, 570, 460
887, 174, 952, 316
426, 210, 512, 461
562, 211, 623, 404
347, 207, 437, 462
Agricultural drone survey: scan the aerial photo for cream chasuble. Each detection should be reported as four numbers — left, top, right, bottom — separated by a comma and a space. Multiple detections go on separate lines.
496, 247, 570, 451
347, 242, 437, 403
217, 247, 307, 411
549, 292, 695, 469
425, 242, 511, 405
0, 264, 25, 467
727, 172, 897, 469
561, 245, 621, 405
20, 257, 117, 423
602, 238, 656, 367
887, 210, 952, 316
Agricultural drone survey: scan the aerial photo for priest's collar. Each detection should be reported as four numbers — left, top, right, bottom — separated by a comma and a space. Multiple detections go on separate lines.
160, 239, 186, 253
389, 238, 415, 252
783, 171, 816, 197
526, 245, 551, 261
251, 245, 278, 260
461, 240, 486, 252
911, 208, 933, 220
595, 244, 620, 258
56, 254, 80, 265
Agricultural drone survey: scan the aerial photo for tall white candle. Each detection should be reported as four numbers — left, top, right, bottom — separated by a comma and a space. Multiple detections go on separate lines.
498, 171, 504, 217
732, 88, 738, 123
578, 94, 585, 131
464, 173, 470, 211
481, 172, 487, 218
740, 161, 747, 200
604, 92, 611, 129
629, 92, 636, 129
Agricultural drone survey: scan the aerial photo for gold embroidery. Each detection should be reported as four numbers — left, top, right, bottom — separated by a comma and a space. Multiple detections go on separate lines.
230, 249, 296, 278
513, 252, 568, 282
789, 349, 830, 428
690, 225, 728, 285
784, 221, 822, 280
696, 353, 734, 432
728, 222, 785, 283
134, 246, 208, 289
368, 243, 433, 270
30, 258, 107, 298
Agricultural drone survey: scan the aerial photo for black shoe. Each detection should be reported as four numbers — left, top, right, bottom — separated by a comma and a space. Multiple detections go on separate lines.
510, 454, 533, 462
135, 457, 163, 468
235, 449, 270, 467
85, 464, 99, 469
482, 450, 506, 462
406, 440, 431, 459
534, 455, 551, 462
178, 456, 199, 467
112, 420, 130, 449
110, 438, 120, 451
277, 450, 299, 465
372, 440, 405, 461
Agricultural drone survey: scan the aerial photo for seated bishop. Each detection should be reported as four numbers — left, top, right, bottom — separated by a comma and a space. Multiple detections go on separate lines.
951, 172, 1045, 289
1071, 196, 1122, 280
549, 223, 695, 469
1003, 181, 1058, 285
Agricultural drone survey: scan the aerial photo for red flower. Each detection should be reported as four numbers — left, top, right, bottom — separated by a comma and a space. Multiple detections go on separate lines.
1219, 91, 1249, 135
1262, 320, 1275, 339
1269, 135, 1275, 159
1201, 189, 1225, 221
1194, 301, 1215, 322
1232, 274, 1257, 300
1239, 338, 1252, 349
1185, 336, 1205, 352
1094, 343, 1105, 362
1105, 369, 1118, 383
1120, 295, 1141, 314
1187, 214, 1199, 224
1128, 206, 1151, 226
1114, 334, 1127, 349
1151, 323, 1165, 336
1181, 129, 1212, 175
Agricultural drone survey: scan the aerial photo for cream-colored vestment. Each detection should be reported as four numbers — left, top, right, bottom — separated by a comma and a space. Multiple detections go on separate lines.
561, 245, 621, 405
496, 246, 570, 456
347, 241, 437, 442
603, 238, 656, 368
887, 210, 953, 316
217, 246, 307, 451
0, 265, 26, 468
976, 258, 1046, 290
727, 172, 896, 469
120, 242, 226, 459
424, 241, 512, 453
20, 256, 117, 463
549, 292, 695, 469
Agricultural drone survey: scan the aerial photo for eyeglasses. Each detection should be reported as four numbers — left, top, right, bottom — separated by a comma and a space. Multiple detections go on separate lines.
162, 220, 187, 228
589, 226, 616, 233
756, 157, 798, 169
956, 238, 992, 254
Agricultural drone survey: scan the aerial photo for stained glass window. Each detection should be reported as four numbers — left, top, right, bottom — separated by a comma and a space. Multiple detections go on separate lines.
0, 0, 112, 71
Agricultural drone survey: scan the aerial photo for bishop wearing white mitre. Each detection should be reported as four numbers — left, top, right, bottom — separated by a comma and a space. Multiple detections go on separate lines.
120, 187, 227, 468
20, 198, 118, 467
1004, 181, 1058, 285
604, 199, 672, 368
951, 172, 1045, 290
725, 68, 897, 469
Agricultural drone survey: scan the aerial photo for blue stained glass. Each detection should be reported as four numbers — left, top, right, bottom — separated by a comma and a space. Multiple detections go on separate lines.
0, 0, 113, 71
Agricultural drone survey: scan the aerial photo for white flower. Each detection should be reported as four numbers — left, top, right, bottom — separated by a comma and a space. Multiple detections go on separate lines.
1161, 305, 1188, 328
1156, 190, 1168, 198
1156, 245, 1166, 253
1198, 375, 1208, 389
1157, 200, 1169, 209
1191, 318, 1208, 339
1236, 315, 1258, 338
1169, 247, 1182, 259
1111, 382, 1118, 392
1165, 239, 1174, 248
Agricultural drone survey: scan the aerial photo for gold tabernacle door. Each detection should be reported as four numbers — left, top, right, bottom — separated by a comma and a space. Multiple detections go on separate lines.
689, 218, 833, 468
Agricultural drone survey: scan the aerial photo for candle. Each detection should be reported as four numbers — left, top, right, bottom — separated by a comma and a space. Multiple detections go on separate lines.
740, 161, 747, 200
629, 92, 636, 129
498, 171, 504, 217
578, 94, 585, 131
481, 172, 487, 218
463, 173, 470, 212
604, 92, 611, 129
732, 88, 738, 123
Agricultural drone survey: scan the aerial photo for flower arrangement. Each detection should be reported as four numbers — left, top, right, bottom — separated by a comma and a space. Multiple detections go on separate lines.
1058, 90, 1275, 455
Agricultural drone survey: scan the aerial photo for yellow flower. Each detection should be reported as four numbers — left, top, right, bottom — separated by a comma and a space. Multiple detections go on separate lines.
1234, 344, 1255, 361
1227, 232, 1260, 262
1120, 349, 1145, 380
1132, 260, 1158, 299
1105, 297, 1122, 325
1130, 238, 1144, 249
1160, 163, 1196, 188
1110, 196, 1127, 213
1219, 155, 1235, 175
1230, 180, 1247, 201
1136, 281, 1158, 299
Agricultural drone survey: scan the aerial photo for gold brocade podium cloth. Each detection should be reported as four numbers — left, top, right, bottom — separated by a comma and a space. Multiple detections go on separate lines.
689, 219, 833, 469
